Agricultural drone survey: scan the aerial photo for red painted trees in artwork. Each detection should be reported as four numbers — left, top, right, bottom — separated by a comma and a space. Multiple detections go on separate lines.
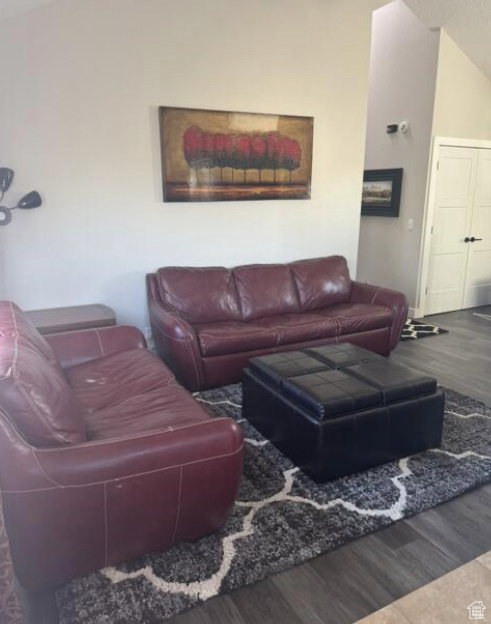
183, 126, 203, 168
183, 126, 203, 183
235, 135, 251, 182
250, 134, 267, 182
214, 133, 228, 182
202, 133, 216, 169
183, 127, 302, 184
266, 132, 280, 182
282, 137, 303, 183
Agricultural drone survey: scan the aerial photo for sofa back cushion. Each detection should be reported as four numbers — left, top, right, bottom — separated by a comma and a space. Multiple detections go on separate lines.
290, 256, 352, 311
0, 302, 87, 447
157, 267, 242, 323
233, 264, 300, 321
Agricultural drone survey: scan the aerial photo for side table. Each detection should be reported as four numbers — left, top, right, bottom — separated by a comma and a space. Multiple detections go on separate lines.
26, 304, 116, 335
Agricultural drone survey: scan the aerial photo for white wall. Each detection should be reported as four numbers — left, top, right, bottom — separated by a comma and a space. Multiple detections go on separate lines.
432, 31, 491, 141
0, 0, 56, 20
0, 0, 383, 329
356, 1, 440, 310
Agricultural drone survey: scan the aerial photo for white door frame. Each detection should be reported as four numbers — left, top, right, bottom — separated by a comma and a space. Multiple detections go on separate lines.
417, 136, 491, 318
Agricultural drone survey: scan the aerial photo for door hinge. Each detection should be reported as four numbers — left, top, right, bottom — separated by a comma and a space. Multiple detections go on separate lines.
437, 161, 440, 170
431, 226, 434, 234
425, 287, 428, 295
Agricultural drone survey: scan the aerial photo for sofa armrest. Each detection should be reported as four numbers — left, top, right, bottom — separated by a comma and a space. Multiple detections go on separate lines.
350, 281, 408, 352
147, 274, 205, 391
33, 418, 243, 487
46, 325, 147, 370
0, 413, 243, 590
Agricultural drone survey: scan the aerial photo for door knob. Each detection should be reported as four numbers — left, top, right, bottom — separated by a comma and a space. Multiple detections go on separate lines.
464, 237, 471, 242
471, 237, 483, 242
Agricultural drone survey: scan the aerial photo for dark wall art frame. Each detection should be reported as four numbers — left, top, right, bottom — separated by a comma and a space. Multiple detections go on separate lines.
361, 168, 403, 217
159, 106, 314, 203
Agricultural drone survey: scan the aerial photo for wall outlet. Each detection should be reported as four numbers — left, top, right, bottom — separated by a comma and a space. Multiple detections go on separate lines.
407, 219, 414, 231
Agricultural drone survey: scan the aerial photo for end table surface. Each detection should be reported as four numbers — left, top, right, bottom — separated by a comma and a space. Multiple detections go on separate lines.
26, 304, 116, 335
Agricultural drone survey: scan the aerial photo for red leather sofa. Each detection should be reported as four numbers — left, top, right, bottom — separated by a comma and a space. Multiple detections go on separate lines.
147, 255, 408, 391
0, 302, 243, 601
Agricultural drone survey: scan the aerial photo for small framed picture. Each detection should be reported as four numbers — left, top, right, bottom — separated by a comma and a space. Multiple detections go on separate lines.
361, 168, 403, 217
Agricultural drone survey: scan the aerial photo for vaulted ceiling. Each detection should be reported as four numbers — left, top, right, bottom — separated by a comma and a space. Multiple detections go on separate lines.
1, 0, 490, 82
404, 0, 491, 80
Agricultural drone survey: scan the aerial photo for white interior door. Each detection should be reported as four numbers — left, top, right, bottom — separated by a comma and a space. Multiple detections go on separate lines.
463, 149, 491, 308
425, 146, 478, 315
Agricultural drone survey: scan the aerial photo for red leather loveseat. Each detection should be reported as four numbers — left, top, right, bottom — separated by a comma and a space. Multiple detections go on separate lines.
0, 302, 243, 600
147, 255, 408, 391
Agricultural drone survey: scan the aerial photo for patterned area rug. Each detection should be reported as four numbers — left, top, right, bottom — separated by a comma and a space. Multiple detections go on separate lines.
57, 384, 491, 624
0, 493, 22, 624
400, 318, 449, 341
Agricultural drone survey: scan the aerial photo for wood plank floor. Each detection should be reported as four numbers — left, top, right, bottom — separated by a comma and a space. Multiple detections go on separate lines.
169, 307, 491, 624
357, 550, 491, 624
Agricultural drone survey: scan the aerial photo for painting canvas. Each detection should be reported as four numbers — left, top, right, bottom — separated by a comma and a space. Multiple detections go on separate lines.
361, 168, 403, 217
363, 180, 392, 206
159, 107, 313, 202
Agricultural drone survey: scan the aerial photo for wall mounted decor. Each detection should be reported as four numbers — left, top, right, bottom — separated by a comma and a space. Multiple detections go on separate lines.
0, 168, 42, 226
159, 107, 313, 202
361, 168, 403, 217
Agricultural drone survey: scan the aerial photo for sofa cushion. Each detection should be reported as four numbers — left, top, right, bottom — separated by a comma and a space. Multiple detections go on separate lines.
306, 343, 384, 368
66, 348, 175, 412
249, 352, 330, 387
0, 302, 86, 447
282, 369, 382, 420
0, 301, 60, 365
195, 321, 278, 357
233, 264, 299, 321
290, 256, 351, 312
157, 267, 241, 323
346, 360, 437, 404
255, 313, 338, 346
85, 384, 209, 441
318, 303, 393, 334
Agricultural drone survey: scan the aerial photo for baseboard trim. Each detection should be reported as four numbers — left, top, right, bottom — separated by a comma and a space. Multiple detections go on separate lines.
408, 307, 423, 319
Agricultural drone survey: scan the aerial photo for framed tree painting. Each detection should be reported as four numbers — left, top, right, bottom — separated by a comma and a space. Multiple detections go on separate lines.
159, 106, 313, 202
361, 168, 403, 217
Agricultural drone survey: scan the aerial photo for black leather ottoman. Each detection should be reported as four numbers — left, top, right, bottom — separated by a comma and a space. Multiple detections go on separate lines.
242, 343, 445, 482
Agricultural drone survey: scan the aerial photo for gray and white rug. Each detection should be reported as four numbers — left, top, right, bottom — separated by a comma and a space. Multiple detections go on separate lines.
57, 385, 491, 624
401, 319, 448, 341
